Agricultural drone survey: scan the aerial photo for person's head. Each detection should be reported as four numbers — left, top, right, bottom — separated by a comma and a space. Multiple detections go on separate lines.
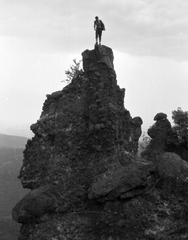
95, 16, 99, 20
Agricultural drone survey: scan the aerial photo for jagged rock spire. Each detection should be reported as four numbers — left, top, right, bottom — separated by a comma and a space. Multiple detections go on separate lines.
12, 45, 145, 240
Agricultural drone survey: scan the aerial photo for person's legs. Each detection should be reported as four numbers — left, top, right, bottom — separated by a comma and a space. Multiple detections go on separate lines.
95, 29, 99, 44
98, 30, 102, 44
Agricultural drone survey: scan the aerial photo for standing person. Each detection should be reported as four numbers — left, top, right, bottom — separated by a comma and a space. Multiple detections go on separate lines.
94, 16, 105, 45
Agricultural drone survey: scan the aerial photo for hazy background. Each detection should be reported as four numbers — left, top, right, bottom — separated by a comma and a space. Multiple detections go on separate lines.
0, 0, 187, 137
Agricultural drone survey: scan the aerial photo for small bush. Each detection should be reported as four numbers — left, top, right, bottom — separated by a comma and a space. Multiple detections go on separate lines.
62, 59, 84, 84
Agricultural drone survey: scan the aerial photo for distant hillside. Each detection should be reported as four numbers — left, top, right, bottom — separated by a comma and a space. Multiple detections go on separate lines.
0, 147, 29, 240
0, 134, 28, 148
0, 134, 29, 240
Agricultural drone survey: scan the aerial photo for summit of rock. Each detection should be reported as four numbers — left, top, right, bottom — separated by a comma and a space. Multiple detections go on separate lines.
82, 44, 114, 72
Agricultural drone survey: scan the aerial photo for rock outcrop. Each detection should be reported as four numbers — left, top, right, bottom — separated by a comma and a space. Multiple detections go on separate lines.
88, 161, 152, 201
142, 112, 188, 161
147, 113, 173, 152
12, 185, 58, 223
12, 46, 188, 240
82, 45, 114, 72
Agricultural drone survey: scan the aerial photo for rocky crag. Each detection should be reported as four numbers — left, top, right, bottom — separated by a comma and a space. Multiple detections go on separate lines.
12, 45, 188, 239
142, 112, 188, 162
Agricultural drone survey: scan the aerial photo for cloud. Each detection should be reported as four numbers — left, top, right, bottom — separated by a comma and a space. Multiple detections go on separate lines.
0, 0, 98, 54
0, 0, 187, 60
105, 0, 188, 60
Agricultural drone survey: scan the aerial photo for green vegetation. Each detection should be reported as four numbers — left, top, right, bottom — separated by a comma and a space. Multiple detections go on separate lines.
63, 59, 84, 84
172, 107, 188, 146
138, 132, 151, 155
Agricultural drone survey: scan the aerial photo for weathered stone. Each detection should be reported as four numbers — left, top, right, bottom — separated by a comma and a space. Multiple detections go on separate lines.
129, 116, 143, 153
157, 152, 188, 179
95, 123, 101, 130
142, 113, 188, 162
154, 112, 167, 121
18, 46, 140, 191
12, 185, 58, 223
148, 119, 171, 140
142, 114, 173, 157
50, 90, 64, 100
132, 116, 143, 127
13, 45, 188, 240
82, 45, 114, 73
88, 163, 152, 201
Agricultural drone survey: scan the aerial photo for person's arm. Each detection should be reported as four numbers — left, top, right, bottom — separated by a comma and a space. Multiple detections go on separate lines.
94, 21, 96, 30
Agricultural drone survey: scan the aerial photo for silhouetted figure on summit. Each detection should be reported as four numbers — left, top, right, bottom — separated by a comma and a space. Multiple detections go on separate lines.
94, 16, 105, 45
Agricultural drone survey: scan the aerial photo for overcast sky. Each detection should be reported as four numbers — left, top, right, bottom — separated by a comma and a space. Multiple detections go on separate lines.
0, 0, 187, 137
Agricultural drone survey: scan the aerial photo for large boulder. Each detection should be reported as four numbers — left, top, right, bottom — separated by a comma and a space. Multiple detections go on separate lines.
88, 162, 153, 201
157, 152, 188, 179
12, 185, 58, 223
